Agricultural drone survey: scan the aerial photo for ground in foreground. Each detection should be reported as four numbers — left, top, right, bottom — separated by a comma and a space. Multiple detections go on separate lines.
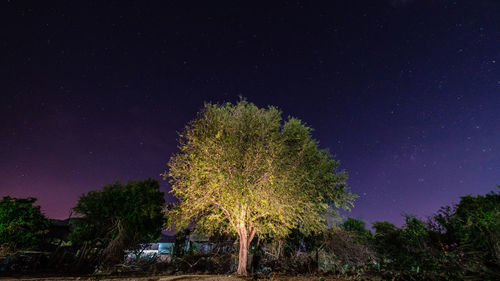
0, 274, 379, 281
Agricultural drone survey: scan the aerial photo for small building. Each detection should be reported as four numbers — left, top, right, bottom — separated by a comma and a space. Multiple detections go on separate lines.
128, 232, 233, 260
127, 234, 176, 259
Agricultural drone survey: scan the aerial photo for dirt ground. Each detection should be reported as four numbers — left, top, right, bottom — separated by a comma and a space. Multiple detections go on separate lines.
0, 275, 240, 281
0, 274, 380, 281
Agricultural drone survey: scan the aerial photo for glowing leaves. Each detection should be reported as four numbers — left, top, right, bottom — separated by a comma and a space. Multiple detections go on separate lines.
164, 100, 356, 274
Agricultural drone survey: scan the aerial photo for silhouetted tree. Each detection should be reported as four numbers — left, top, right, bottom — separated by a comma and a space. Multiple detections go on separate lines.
0, 196, 50, 252
432, 187, 500, 278
70, 179, 165, 266
340, 217, 372, 241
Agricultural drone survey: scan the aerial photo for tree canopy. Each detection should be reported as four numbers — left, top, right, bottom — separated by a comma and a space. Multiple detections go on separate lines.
431, 188, 500, 277
165, 100, 356, 274
340, 217, 372, 241
0, 196, 50, 252
70, 178, 165, 265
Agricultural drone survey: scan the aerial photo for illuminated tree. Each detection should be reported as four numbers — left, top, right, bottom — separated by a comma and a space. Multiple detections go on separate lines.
165, 100, 356, 275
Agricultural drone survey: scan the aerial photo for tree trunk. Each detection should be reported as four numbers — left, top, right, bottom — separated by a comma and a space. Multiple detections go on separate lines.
235, 206, 256, 276
237, 227, 248, 275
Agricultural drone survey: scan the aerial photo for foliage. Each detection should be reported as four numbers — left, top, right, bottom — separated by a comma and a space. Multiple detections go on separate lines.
266, 218, 377, 276
318, 228, 376, 276
372, 189, 500, 280
373, 216, 446, 280
69, 178, 165, 265
0, 196, 50, 252
372, 221, 399, 261
340, 217, 373, 242
165, 100, 356, 274
259, 225, 376, 276
431, 188, 500, 279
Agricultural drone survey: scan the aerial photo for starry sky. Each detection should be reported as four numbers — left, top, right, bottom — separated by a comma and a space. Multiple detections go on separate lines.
1, 0, 499, 227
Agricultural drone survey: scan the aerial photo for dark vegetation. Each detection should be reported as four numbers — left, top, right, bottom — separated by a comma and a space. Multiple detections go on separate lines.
70, 179, 165, 269
0, 196, 50, 253
1, 103, 498, 280
0, 179, 165, 276
1, 187, 498, 280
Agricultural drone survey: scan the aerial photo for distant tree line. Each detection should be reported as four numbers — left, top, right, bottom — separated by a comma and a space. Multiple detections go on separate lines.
1, 187, 498, 280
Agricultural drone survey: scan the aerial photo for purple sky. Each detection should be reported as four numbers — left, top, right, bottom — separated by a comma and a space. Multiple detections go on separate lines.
1, 1, 499, 227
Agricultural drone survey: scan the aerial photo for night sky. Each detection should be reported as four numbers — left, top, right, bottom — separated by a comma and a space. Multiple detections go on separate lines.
1, 1, 499, 227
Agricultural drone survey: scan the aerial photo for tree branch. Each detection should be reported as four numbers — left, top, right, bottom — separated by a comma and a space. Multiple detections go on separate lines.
211, 200, 237, 231
247, 227, 257, 248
